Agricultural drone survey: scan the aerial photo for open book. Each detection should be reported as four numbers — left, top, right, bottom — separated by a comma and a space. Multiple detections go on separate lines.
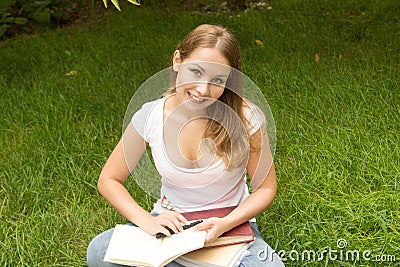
104, 206, 254, 267
104, 224, 207, 267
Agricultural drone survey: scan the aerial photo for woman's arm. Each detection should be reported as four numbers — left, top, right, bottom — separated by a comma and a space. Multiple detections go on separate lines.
197, 129, 277, 243
98, 123, 186, 236
226, 128, 277, 224
97, 123, 152, 225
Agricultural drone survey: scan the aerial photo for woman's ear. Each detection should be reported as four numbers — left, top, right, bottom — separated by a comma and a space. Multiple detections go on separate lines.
172, 50, 181, 72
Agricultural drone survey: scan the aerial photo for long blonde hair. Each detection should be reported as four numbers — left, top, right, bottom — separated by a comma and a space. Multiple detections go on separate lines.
166, 24, 261, 169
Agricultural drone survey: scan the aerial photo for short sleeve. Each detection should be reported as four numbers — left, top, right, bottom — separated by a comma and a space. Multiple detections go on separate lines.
130, 100, 158, 142
244, 101, 266, 136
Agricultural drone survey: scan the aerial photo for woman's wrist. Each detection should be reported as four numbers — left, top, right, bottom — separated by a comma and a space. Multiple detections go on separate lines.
222, 212, 244, 232
129, 210, 153, 228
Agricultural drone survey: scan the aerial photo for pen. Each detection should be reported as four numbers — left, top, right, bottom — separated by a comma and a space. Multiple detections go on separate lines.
183, 219, 203, 230
156, 220, 203, 239
156, 228, 174, 239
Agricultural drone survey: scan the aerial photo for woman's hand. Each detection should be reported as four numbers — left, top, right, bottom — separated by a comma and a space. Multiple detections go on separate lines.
140, 210, 188, 237
195, 217, 230, 244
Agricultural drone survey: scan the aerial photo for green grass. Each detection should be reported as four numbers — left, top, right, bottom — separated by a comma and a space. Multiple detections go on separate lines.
1, 0, 399, 266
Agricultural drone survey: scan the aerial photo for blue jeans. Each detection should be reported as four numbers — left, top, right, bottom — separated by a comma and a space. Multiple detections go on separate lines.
87, 222, 284, 266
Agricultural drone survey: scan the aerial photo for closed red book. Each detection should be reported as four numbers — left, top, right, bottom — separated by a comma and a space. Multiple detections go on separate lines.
181, 206, 254, 248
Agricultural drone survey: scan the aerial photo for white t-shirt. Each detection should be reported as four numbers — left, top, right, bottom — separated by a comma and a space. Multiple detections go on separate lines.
131, 95, 265, 214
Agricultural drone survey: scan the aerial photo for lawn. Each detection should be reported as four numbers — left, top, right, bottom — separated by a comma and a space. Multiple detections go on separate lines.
0, 0, 399, 266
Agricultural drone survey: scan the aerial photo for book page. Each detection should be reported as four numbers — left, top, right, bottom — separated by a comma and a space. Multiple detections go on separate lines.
104, 225, 207, 267
160, 229, 207, 264
104, 225, 162, 266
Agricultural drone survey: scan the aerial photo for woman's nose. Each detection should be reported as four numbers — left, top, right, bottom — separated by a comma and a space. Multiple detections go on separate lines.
195, 82, 210, 96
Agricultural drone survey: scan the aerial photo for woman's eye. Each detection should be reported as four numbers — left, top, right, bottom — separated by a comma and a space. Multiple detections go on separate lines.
211, 78, 224, 84
190, 69, 201, 76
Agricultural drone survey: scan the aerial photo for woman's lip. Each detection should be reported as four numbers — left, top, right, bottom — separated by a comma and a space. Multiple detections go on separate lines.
188, 92, 206, 104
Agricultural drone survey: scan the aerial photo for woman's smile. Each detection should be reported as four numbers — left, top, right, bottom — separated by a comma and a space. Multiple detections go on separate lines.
187, 91, 207, 104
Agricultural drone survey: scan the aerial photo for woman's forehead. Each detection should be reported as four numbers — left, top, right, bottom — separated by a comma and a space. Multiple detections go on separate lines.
183, 47, 230, 66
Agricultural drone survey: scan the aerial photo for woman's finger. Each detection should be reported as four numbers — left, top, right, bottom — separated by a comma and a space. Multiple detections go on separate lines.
175, 213, 188, 224
156, 212, 180, 233
194, 219, 211, 231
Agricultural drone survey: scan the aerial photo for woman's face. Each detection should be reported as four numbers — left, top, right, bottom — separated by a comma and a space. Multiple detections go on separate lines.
172, 47, 232, 112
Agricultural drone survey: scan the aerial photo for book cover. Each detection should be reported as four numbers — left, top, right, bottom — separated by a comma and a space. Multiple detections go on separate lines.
181, 206, 254, 247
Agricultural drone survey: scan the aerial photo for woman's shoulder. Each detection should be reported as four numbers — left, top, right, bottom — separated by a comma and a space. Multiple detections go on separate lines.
136, 97, 167, 115
131, 97, 167, 139
131, 97, 166, 125
242, 98, 265, 119
242, 98, 266, 135
143, 97, 165, 108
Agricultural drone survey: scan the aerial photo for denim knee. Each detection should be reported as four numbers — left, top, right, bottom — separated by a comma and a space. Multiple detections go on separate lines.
87, 228, 121, 267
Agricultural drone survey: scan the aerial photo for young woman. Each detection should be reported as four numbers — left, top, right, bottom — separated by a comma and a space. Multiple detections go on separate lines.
87, 24, 284, 266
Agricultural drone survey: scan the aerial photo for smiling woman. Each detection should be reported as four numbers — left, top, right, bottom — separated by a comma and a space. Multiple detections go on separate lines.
87, 24, 284, 267
164, 24, 252, 171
